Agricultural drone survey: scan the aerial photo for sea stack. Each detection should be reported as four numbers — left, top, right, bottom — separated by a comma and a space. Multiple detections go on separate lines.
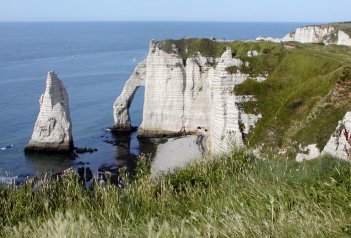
25, 71, 73, 152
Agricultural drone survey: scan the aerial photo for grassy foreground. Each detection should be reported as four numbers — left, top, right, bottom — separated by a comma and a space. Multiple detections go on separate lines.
0, 151, 350, 237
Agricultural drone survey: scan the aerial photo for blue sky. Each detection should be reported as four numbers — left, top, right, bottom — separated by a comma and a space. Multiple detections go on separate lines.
0, 0, 350, 22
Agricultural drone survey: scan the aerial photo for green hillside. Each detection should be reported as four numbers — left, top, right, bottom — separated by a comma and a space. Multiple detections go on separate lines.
331, 22, 351, 36
234, 42, 351, 156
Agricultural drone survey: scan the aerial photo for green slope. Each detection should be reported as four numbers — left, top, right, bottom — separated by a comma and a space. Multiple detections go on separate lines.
234, 43, 351, 155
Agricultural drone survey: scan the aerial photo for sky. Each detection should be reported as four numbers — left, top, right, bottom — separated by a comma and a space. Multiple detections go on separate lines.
0, 0, 350, 22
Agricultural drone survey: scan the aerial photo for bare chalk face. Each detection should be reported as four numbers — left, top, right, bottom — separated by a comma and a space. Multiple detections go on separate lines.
25, 71, 73, 152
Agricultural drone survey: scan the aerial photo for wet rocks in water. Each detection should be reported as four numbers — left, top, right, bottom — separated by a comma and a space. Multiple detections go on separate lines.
1, 145, 13, 151
75, 161, 90, 166
74, 147, 98, 154
77, 166, 93, 182
103, 139, 114, 145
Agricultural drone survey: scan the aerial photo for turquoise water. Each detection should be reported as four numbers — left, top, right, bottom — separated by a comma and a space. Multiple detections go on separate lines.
0, 22, 308, 177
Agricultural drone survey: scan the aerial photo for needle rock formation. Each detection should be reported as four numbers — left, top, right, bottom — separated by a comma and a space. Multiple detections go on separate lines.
25, 71, 73, 152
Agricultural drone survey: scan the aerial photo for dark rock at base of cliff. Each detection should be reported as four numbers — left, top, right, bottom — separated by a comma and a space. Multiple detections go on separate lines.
111, 125, 138, 135
24, 141, 74, 153
24, 144, 76, 160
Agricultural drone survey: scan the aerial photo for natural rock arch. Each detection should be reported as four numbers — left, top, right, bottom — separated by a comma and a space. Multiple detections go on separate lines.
112, 41, 260, 153
112, 60, 146, 132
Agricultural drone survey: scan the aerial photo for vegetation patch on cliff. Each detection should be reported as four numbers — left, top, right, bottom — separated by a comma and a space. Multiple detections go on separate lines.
234, 42, 351, 155
331, 22, 351, 36
159, 38, 285, 67
0, 151, 350, 237
226, 45, 286, 77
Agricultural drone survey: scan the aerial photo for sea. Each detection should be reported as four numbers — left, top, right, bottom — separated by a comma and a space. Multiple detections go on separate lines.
0, 22, 309, 180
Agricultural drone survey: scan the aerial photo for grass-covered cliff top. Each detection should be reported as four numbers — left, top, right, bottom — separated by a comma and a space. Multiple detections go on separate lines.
161, 38, 351, 156
330, 22, 351, 35
0, 151, 350, 237
159, 38, 284, 60
234, 42, 351, 156
291, 22, 351, 36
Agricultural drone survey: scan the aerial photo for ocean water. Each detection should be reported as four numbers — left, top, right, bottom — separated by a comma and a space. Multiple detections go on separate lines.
0, 22, 308, 178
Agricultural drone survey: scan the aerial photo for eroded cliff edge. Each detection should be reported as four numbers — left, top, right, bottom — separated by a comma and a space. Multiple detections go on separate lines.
113, 40, 264, 153
114, 37, 351, 159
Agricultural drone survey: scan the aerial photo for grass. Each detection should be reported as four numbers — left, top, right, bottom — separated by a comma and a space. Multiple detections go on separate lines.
0, 151, 350, 237
234, 43, 351, 155
159, 38, 285, 64
331, 22, 351, 37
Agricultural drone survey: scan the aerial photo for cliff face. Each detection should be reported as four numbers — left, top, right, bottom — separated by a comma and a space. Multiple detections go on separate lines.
337, 31, 351, 46
282, 25, 335, 44
26, 71, 73, 152
114, 36, 351, 158
113, 41, 261, 153
297, 112, 351, 161
322, 112, 351, 160
282, 23, 351, 47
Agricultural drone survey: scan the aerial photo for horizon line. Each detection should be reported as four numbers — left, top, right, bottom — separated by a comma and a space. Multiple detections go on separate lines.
0, 20, 325, 24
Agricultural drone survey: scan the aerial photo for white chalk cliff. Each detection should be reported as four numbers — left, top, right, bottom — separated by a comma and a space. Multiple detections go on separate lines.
26, 71, 73, 152
113, 41, 262, 154
281, 24, 351, 47
113, 61, 146, 131
337, 31, 351, 47
322, 112, 351, 161
282, 25, 335, 44
295, 112, 351, 162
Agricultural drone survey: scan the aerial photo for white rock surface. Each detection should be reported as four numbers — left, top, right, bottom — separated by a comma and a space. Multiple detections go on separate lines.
26, 71, 73, 152
113, 42, 262, 154
281, 25, 351, 47
113, 60, 146, 131
209, 48, 256, 153
282, 25, 335, 44
295, 144, 320, 162
322, 112, 351, 160
247, 50, 259, 57
337, 30, 351, 46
